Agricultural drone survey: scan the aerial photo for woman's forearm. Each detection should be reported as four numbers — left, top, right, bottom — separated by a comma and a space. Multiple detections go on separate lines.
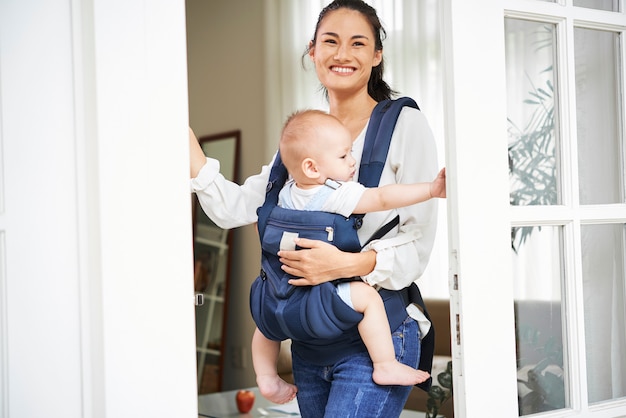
341, 249, 377, 279
282, 239, 377, 286
189, 128, 208, 178
189, 130, 276, 229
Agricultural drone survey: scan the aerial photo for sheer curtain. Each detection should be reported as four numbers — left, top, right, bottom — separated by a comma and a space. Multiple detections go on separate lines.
264, 0, 449, 298
574, 27, 626, 402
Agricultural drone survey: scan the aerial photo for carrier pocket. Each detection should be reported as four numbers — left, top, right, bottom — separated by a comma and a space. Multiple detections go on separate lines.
261, 215, 337, 300
265, 218, 334, 250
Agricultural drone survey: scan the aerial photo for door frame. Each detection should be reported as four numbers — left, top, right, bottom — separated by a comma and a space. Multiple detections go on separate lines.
442, 1, 520, 416
442, 1, 626, 417
0, 0, 197, 417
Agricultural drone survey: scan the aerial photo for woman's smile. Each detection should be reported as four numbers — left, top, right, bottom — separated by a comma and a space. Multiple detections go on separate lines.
331, 66, 356, 74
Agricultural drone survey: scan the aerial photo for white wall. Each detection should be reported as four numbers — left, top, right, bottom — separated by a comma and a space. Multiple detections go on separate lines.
0, 1, 197, 417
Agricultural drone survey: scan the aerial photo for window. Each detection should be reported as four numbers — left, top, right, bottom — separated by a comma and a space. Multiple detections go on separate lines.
505, 4, 626, 416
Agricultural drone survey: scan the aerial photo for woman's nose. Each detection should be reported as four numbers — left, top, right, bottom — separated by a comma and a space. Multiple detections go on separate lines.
334, 44, 350, 60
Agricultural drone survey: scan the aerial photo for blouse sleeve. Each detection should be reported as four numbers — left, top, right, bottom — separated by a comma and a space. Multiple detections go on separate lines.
360, 107, 439, 290
189, 153, 276, 229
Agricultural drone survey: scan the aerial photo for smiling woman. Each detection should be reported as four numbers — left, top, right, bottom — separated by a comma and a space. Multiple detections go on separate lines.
188, 1, 444, 417
186, 0, 448, 410
190, 1, 626, 417
267, 0, 448, 298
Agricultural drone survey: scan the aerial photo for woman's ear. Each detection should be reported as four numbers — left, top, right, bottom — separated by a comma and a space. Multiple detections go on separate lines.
302, 157, 321, 180
373, 49, 382, 67
308, 41, 315, 62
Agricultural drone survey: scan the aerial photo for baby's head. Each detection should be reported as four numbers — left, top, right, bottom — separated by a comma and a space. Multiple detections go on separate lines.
280, 110, 355, 185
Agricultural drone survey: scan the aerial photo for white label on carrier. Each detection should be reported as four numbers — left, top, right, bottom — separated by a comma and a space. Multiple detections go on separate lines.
280, 231, 299, 251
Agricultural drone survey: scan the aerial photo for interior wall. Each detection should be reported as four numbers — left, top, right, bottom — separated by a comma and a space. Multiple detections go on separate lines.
186, 0, 267, 390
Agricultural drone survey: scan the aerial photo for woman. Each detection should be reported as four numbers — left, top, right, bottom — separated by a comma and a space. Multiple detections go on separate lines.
189, 1, 439, 416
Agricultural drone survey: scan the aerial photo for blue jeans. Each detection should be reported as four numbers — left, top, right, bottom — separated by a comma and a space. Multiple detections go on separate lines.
291, 316, 420, 418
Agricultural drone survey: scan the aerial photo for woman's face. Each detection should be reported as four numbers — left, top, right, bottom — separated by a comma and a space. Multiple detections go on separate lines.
309, 8, 382, 97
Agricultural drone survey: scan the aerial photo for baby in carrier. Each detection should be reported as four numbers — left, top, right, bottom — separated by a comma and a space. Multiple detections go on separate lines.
251, 109, 446, 403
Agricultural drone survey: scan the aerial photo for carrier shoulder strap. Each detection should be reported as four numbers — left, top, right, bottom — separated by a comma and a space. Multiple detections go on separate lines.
355, 97, 420, 244
358, 97, 419, 187
256, 152, 288, 239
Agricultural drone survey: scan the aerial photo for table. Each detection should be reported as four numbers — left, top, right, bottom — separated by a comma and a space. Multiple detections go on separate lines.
198, 387, 426, 418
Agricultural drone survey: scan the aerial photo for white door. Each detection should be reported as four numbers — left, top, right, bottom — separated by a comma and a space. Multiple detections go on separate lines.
0, 1, 197, 417
444, 0, 626, 416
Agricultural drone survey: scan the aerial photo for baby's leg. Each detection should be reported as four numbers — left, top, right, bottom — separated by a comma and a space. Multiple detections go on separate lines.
251, 328, 297, 403
349, 282, 430, 386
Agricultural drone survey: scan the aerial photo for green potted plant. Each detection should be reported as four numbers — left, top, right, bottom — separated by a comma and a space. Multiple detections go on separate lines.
426, 361, 453, 418
516, 324, 565, 415
508, 76, 557, 253
508, 66, 565, 416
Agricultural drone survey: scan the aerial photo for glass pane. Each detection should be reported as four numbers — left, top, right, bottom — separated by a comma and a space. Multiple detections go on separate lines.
575, 28, 624, 204
512, 226, 568, 415
581, 224, 626, 404
505, 19, 560, 206
573, 0, 619, 12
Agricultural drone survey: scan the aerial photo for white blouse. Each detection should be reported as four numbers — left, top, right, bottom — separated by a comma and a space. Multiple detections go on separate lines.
190, 106, 439, 290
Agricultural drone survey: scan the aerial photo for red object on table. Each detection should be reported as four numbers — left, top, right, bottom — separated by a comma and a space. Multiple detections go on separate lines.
235, 389, 255, 413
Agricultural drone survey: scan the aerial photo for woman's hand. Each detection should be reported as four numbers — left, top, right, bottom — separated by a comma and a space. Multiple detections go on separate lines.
429, 167, 446, 199
280, 238, 376, 286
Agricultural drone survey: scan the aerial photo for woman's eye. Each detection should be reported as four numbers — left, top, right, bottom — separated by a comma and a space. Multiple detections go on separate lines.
324, 39, 337, 45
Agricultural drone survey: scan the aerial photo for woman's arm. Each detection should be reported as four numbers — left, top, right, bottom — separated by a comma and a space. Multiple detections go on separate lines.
189, 127, 273, 229
189, 128, 208, 178
282, 239, 377, 285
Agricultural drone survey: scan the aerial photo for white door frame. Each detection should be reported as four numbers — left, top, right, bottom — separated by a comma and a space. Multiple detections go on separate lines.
0, 1, 196, 417
442, 1, 520, 416
443, 1, 626, 417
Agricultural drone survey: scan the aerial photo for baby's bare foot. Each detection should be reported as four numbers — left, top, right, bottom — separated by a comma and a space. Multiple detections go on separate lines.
257, 374, 298, 404
372, 360, 431, 386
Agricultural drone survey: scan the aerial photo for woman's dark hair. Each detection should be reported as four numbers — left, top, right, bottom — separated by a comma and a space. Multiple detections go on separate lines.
302, 0, 396, 102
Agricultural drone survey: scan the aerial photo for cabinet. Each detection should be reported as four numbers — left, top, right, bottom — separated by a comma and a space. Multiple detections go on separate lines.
194, 217, 230, 393
192, 130, 240, 394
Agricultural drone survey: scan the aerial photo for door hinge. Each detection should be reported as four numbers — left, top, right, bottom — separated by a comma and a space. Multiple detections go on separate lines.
195, 293, 204, 306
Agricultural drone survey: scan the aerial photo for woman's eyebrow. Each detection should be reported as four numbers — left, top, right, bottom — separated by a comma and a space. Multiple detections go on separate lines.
320, 32, 370, 41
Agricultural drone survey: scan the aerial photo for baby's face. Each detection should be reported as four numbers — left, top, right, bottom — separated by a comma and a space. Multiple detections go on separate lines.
315, 121, 356, 182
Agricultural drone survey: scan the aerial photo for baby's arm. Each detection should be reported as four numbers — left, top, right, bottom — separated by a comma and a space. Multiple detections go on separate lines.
353, 167, 446, 214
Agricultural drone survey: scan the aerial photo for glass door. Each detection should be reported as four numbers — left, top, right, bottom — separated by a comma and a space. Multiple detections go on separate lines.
504, 2, 626, 415
443, 0, 626, 416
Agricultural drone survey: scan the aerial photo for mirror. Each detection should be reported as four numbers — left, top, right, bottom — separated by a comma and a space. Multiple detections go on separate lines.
193, 130, 240, 394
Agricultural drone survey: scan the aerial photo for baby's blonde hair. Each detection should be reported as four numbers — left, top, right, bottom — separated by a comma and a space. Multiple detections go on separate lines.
279, 109, 341, 175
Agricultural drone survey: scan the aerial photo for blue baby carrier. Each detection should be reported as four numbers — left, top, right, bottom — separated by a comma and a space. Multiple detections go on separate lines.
250, 98, 436, 390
